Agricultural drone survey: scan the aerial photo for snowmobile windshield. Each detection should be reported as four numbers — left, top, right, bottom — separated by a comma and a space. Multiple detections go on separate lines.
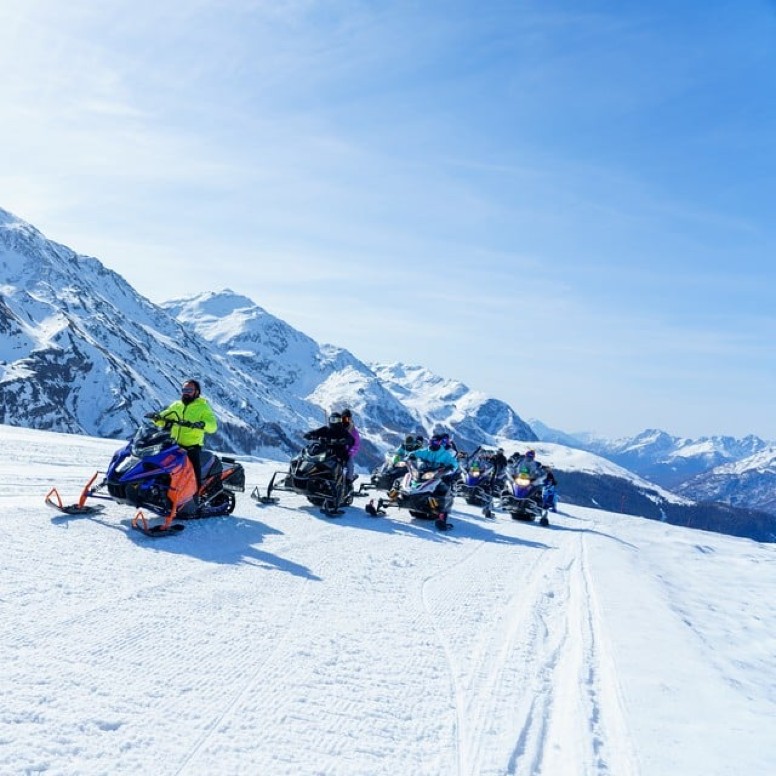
305, 440, 329, 459
131, 427, 175, 458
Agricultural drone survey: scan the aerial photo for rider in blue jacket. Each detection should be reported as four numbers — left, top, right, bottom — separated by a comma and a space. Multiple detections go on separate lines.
410, 432, 459, 531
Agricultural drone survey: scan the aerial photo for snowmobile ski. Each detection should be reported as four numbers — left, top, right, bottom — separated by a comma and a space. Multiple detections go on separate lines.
132, 523, 186, 537
130, 511, 185, 537
45, 487, 105, 515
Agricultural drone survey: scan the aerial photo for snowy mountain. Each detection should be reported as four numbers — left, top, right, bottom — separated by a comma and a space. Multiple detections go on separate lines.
371, 363, 538, 452
527, 418, 590, 448
676, 445, 776, 515
161, 290, 533, 463
0, 207, 536, 468
516, 441, 775, 542
5, 424, 776, 775
586, 429, 769, 488
0, 208, 306, 456
536, 425, 771, 490
3, 205, 774, 539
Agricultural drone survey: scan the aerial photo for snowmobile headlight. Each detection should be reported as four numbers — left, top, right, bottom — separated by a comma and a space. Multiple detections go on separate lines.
115, 456, 138, 475
421, 471, 436, 481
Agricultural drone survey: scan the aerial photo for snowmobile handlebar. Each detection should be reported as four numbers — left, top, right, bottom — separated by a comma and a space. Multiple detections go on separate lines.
143, 412, 204, 429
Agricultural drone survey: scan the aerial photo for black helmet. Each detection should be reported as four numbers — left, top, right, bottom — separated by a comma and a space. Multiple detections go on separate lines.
341, 408, 353, 425
328, 412, 343, 427
404, 434, 414, 445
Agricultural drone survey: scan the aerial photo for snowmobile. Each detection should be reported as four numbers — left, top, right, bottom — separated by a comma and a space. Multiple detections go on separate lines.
45, 414, 245, 536
251, 438, 356, 517
500, 468, 550, 526
456, 451, 506, 517
365, 456, 456, 529
367, 452, 409, 492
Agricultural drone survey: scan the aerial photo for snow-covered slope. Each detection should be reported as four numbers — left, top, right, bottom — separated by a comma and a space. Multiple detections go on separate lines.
5, 424, 776, 775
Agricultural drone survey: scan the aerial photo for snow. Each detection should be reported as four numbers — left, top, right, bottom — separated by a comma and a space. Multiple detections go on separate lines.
3, 423, 775, 776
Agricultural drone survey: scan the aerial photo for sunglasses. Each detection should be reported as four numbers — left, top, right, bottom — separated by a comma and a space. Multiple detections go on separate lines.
181, 387, 196, 396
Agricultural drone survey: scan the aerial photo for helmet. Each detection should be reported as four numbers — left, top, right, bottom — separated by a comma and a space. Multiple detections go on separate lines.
429, 433, 449, 451
525, 449, 536, 460
404, 434, 415, 445
341, 408, 353, 424
415, 435, 425, 445
498, 447, 504, 454
328, 412, 343, 427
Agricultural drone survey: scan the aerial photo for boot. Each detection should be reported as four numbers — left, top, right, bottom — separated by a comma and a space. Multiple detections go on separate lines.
435, 513, 453, 531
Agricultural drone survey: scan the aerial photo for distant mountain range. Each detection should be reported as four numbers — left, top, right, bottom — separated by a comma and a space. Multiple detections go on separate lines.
1, 206, 774, 540
529, 419, 776, 519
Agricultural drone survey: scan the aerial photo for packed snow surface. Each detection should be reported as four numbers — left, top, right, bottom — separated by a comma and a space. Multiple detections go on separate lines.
2, 424, 774, 775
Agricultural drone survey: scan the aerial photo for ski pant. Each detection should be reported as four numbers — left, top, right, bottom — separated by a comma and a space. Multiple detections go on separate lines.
184, 444, 203, 492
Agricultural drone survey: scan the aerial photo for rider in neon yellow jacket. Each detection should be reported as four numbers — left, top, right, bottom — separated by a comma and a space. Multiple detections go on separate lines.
155, 379, 218, 494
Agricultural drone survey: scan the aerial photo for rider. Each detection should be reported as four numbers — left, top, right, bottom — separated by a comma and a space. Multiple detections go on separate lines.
303, 412, 353, 468
340, 408, 361, 486
542, 468, 559, 512
490, 447, 508, 489
393, 433, 423, 463
156, 379, 218, 496
512, 449, 543, 478
410, 432, 460, 531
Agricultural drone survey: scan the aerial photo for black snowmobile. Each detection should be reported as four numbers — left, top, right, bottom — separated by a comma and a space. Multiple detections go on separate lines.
251, 438, 355, 516
368, 452, 410, 492
365, 456, 456, 530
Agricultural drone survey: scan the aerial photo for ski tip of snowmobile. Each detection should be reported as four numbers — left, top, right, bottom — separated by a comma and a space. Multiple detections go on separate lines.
44, 487, 105, 515
250, 485, 278, 505
130, 512, 185, 537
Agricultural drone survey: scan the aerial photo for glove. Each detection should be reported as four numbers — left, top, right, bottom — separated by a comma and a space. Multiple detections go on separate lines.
191, 421, 206, 429
303, 431, 313, 440
144, 412, 161, 421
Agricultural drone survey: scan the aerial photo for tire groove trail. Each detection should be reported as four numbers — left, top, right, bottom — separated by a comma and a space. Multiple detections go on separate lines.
172, 575, 313, 775
420, 536, 491, 776
418, 518, 570, 776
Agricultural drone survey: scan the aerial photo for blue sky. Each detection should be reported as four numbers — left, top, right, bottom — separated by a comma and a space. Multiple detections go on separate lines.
2, 1, 775, 439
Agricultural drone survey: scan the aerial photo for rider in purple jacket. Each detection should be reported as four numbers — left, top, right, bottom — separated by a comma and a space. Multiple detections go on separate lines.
341, 408, 360, 484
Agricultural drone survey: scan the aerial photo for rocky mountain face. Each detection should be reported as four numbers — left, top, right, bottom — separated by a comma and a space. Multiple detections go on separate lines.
0, 207, 536, 468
